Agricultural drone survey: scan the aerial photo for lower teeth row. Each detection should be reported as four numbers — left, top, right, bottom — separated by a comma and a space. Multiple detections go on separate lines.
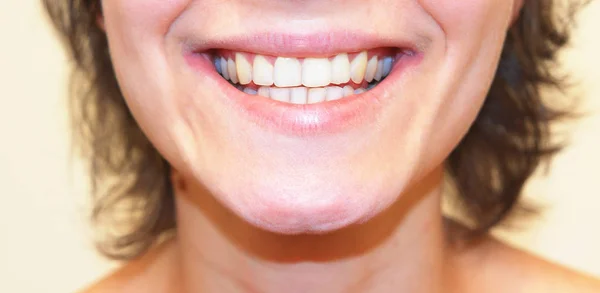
233, 82, 380, 105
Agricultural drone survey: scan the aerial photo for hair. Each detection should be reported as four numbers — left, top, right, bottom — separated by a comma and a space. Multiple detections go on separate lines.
43, 0, 585, 260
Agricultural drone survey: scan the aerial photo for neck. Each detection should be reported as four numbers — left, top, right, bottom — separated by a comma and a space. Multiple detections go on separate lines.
173, 167, 449, 293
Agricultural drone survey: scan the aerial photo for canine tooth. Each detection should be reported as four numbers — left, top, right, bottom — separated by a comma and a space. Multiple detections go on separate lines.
354, 88, 366, 95
307, 88, 327, 104
302, 58, 331, 87
243, 87, 257, 95
326, 86, 344, 101
220, 58, 230, 80
274, 57, 302, 87
253, 55, 274, 86
331, 53, 351, 85
383, 57, 393, 77
257, 87, 270, 98
350, 51, 368, 84
365, 56, 378, 82
343, 85, 354, 97
270, 88, 291, 102
290, 87, 308, 104
228, 58, 239, 84
236, 53, 253, 85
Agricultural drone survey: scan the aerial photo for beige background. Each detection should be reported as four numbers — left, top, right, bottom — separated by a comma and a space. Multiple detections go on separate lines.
1, 1, 599, 293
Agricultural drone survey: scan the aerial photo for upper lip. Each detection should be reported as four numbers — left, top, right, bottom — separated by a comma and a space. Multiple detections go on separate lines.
183, 29, 428, 58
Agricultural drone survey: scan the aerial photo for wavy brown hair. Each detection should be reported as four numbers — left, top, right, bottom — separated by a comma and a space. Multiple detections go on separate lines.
43, 0, 585, 260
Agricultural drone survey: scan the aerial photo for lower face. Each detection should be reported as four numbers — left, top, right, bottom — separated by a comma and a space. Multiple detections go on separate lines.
101, 0, 517, 234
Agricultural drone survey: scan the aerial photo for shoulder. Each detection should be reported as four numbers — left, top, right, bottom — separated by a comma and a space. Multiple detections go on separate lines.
451, 235, 600, 293
79, 239, 179, 293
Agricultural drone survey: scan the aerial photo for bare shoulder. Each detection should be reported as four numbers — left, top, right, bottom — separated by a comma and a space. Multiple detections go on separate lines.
79, 240, 178, 293
452, 235, 600, 293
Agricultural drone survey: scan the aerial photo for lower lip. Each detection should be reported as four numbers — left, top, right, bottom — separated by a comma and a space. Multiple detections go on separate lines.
184, 51, 422, 136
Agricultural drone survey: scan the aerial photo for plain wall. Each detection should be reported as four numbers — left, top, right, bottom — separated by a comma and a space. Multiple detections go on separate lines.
0, 1, 599, 292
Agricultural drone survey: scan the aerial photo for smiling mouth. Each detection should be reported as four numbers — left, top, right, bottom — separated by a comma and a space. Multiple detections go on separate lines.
211, 48, 411, 104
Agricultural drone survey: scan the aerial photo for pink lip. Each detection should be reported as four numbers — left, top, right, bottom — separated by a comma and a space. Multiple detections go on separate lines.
183, 32, 423, 136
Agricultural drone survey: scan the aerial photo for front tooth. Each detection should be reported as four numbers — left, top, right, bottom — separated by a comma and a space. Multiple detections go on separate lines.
274, 57, 302, 87
270, 88, 291, 102
236, 53, 253, 85
326, 86, 344, 101
290, 87, 308, 104
302, 58, 331, 87
365, 56, 378, 82
307, 88, 327, 104
227, 58, 239, 83
257, 87, 270, 98
253, 55, 274, 86
331, 53, 351, 85
382, 57, 393, 77
343, 85, 354, 97
350, 51, 368, 84
220, 58, 230, 80
354, 88, 366, 95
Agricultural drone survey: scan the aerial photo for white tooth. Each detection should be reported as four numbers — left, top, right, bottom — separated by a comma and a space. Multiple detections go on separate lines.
343, 85, 354, 97
374, 59, 384, 81
274, 57, 302, 87
290, 87, 308, 104
253, 55, 274, 86
243, 87, 257, 95
350, 51, 368, 84
236, 53, 253, 85
257, 87, 270, 98
227, 58, 239, 84
365, 56, 378, 83
326, 86, 344, 101
383, 57, 393, 77
302, 58, 332, 87
215, 58, 222, 75
307, 88, 327, 104
220, 58, 230, 80
270, 88, 291, 102
354, 88, 366, 95
331, 53, 351, 85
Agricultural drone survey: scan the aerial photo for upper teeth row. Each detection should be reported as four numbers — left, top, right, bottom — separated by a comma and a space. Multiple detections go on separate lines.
214, 51, 394, 88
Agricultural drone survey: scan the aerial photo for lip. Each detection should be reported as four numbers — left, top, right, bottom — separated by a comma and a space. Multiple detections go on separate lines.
183, 31, 423, 136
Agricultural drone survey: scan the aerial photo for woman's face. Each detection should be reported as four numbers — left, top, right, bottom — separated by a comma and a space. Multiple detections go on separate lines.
101, 0, 521, 234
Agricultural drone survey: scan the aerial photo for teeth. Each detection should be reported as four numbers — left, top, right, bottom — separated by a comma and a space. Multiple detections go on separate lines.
274, 57, 302, 87
331, 53, 351, 85
227, 58, 238, 84
350, 51, 368, 84
326, 86, 344, 101
343, 85, 354, 97
302, 58, 332, 88
243, 87, 257, 95
354, 88, 366, 95
257, 86, 270, 98
290, 87, 308, 104
236, 53, 253, 85
215, 50, 398, 104
215, 58, 222, 75
383, 57, 393, 77
374, 59, 384, 82
220, 58, 230, 80
270, 87, 291, 102
365, 56, 378, 83
307, 88, 327, 104
254, 55, 274, 86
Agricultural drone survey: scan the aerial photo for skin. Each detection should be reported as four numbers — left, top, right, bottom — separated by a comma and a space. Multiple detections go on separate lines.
83, 0, 600, 292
